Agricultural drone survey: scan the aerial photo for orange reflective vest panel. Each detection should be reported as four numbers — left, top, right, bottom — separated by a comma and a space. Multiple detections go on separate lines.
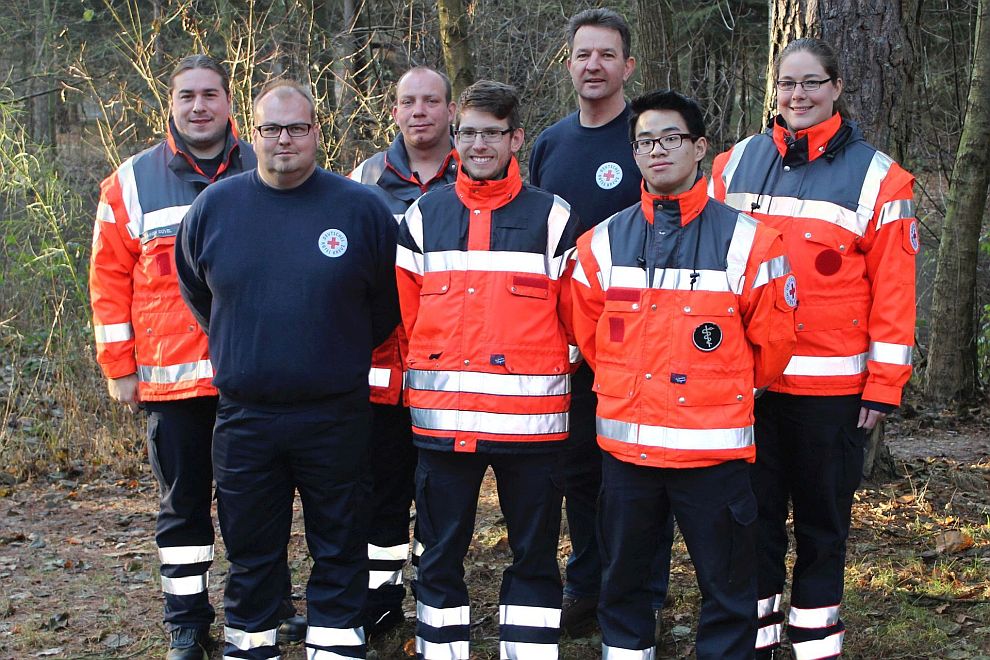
571, 178, 797, 469
349, 138, 457, 405
89, 120, 254, 401
395, 158, 582, 453
710, 113, 916, 406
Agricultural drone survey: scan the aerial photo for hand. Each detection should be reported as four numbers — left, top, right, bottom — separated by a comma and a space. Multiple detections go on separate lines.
107, 374, 140, 413
857, 406, 886, 430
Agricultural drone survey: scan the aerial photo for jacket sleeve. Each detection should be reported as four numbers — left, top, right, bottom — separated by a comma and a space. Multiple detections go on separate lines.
569, 230, 605, 373
739, 222, 797, 389
708, 148, 732, 202
858, 164, 916, 406
548, 196, 582, 350
89, 168, 140, 379
396, 199, 426, 340
369, 197, 401, 347
174, 198, 212, 334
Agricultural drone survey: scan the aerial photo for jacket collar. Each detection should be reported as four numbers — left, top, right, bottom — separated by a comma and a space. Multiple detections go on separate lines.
166, 117, 242, 182
454, 155, 523, 211
384, 134, 457, 189
771, 112, 844, 166
640, 173, 708, 226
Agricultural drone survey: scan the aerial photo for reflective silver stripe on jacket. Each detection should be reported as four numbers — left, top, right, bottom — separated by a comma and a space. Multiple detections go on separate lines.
589, 216, 615, 290
137, 359, 213, 384
603, 644, 656, 659
396, 243, 424, 276
724, 213, 759, 294
225, 625, 278, 650
368, 367, 391, 388
546, 195, 573, 278
858, 151, 895, 218
724, 193, 871, 236
752, 255, 792, 290
161, 573, 208, 596
406, 370, 569, 397
868, 341, 912, 366
782, 353, 867, 377
876, 199, 914, 229
96, 201, 116, 223
712, 135, 757, 193
306, 625, 365, 647
94, 322, 134, 344
116, 157, 144, 240
411, 408, 569, 436
158, 544, 214, 565
597, 417, 753, 450
422, 250, 555, 278
499, 604, 561, 628
789, 604, 841, 629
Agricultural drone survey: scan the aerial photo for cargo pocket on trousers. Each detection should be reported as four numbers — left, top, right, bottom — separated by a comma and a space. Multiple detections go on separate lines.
728, 491, 758, 586
146, 412, 167, 493
840, 424, 868, 497
414, 462, 434, 546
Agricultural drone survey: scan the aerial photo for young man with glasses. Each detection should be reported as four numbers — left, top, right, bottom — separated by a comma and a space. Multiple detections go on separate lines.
176, 79, 400, 660
395, 80, 582, 659
347, 66, 458, 638
570, 90, 797, 659
90, 55, 302, 659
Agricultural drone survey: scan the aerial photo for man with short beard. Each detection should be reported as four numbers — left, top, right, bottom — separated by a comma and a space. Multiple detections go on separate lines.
348, 66, 457, 637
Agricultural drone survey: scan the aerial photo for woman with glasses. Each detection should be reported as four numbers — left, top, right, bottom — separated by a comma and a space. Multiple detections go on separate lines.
710, 38, 917, 660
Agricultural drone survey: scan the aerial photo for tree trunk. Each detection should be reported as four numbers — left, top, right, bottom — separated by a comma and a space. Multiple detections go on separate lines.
636, 0, 680, 92
923, 0, 990, 407
437, 0, 474, 101
30, 0, 56, 149
763, 0, 819, 128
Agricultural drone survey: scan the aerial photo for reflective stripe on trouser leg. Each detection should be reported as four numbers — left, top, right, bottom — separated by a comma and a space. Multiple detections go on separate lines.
755, 593, 783, 651
367, 402, 416, 615
145, 397, 218, 631
223, 624, 280, 660
414, 450, 489, 659
492, 452, 563, 659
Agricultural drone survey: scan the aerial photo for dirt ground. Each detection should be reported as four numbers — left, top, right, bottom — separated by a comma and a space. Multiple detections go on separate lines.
1, 404, 989, 660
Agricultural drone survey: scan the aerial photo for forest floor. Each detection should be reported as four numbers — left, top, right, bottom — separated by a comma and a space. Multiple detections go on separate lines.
1, 399, 989, 660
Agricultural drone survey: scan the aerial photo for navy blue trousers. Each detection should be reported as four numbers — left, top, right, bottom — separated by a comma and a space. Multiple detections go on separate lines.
599, 454, 757, 660
365, 402, 417, 620
561, 364, 672, 607
214, 391, 372, 660
145, 396, 217, 632
414, 449, 563, 659
752, 393, 865, 659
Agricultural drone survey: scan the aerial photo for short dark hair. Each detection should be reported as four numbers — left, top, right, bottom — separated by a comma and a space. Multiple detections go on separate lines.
395, 66, 453, 105
253, 78, 317, 123
775, 38, 848, 117
456, 80, 521, 131
628, 90, 707, 142
169, 54, 230, 96
566, 8, 632, 59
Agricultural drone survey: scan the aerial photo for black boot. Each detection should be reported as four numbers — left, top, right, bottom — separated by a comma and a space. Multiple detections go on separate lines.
166, 627, 210, 660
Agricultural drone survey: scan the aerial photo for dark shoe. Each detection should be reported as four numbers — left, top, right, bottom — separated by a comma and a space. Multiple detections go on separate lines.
277, 614, 307, 644
364, 606, 406, 639
560, 594, 598, 637
166, 627, 210, 660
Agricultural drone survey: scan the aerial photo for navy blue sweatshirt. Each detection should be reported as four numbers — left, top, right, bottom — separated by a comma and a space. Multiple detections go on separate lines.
176, 168, 399, 405
529, 105, 641, 233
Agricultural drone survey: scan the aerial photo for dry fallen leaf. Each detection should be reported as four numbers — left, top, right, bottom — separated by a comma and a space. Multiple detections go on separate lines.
934, 530, 974, 554
896, 494, 916, 504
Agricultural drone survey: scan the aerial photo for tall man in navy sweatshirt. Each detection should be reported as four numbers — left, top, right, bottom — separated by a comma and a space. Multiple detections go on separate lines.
528, 8, 671, 635
176, 79, 400, 660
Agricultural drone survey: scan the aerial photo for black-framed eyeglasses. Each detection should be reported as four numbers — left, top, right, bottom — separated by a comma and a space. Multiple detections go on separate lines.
454, 128, 514, 144
255, 123, 313, 139
775, 78, 833, 92
631, 133, 696, 155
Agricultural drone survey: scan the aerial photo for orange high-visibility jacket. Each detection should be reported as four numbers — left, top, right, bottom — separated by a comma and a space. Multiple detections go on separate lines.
395, 158, 582, 453
710, 113, 916, 406
89, 120, 254, 401
349, 136, 457, 405
571, 177, 797, 469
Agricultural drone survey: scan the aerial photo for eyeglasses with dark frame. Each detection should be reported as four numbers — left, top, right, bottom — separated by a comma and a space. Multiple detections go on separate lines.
255, 123, 313, 139
775, 78, 833, 92
631, 133, 696, 155
454, 128, 514, 144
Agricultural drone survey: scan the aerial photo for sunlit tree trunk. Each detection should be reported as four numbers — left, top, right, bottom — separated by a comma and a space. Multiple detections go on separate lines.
437, 0, 474, 101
